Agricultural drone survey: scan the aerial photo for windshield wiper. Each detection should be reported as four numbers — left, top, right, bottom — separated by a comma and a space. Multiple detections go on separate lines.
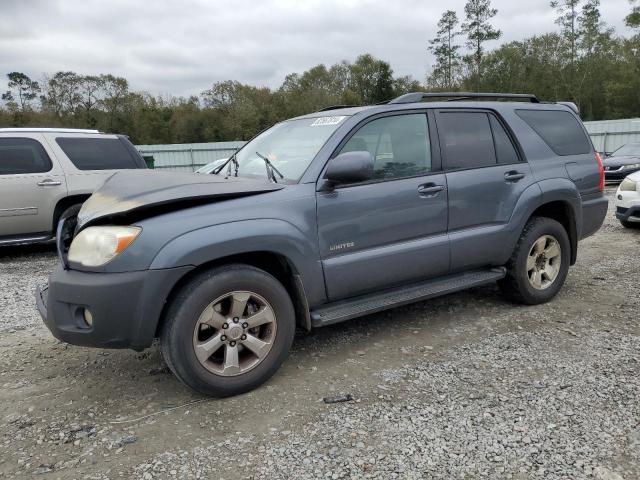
212, 152, 239, 177
255, 151, 284, 183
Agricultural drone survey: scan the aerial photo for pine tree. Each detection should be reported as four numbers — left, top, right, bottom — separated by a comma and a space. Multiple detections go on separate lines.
428, 10, 461, 90
462, 0, 501, 92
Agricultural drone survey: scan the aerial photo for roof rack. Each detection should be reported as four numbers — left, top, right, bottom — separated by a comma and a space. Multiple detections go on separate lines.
388, 92, 540, 104
0, 128, 101, 134
316, 105, 356, 112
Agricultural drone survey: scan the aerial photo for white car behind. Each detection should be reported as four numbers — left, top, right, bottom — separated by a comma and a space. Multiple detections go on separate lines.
615, 170, 640, 228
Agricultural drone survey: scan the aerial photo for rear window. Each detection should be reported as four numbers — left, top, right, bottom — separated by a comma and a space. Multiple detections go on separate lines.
0, 138, 52, 175
516, 109, 591, 156
56, 137, 139, 170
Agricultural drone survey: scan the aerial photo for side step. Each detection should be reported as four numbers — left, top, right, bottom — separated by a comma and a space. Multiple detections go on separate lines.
310, 268, 506, 327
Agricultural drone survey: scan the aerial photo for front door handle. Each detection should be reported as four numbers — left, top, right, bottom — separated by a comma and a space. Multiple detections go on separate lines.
417, 184, 445, 197
37, 179, 62, 187
504, 171, 525, 182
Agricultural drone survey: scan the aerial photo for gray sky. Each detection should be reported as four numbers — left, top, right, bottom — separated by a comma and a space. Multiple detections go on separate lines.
0, 0, 634, 97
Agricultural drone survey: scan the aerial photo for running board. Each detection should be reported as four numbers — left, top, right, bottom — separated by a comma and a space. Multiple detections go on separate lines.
310, 268, 506, 327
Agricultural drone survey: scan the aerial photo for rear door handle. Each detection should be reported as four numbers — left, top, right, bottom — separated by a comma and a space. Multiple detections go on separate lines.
417, 184, 445, 197
37, 179, 62, 187
504, 171, 525, 182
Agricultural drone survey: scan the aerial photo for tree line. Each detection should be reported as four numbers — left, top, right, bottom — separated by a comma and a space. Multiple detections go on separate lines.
2, 0, 640, 144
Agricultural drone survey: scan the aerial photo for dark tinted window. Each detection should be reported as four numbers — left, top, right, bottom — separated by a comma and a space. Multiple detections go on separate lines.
0, 138, 52, 175
489, 115, 520, 164
56, 137, 138, 170
516, 109, 591, 156
438, 112, 495, 169
340, 114, 431, 180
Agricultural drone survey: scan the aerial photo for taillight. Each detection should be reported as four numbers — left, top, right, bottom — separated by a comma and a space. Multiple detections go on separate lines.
595, 152, 604, 192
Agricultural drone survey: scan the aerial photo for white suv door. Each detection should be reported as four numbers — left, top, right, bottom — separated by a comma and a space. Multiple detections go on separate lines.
0, 134, 67, 240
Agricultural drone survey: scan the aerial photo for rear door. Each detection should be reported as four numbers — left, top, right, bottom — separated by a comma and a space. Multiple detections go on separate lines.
435, 109, 535, 272
0, 134, 67, 239
44, 134, 144, 195
316, 111, 449, 300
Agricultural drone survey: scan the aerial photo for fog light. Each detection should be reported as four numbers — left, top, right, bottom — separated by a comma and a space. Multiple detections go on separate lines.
83, 308, 93, 327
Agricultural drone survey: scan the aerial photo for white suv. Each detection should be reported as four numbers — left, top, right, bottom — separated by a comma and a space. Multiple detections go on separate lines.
615, 170, 640, 228
0, 128, 147, 246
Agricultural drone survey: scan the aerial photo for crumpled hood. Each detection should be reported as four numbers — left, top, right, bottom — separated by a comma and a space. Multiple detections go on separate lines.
76, 170, 284, 229
603, 155, 640, 166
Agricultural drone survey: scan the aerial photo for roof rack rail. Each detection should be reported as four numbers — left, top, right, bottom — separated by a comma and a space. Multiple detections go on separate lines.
316, 105, 355, 112
0, 128, 101, 134
388, 92, 540, 104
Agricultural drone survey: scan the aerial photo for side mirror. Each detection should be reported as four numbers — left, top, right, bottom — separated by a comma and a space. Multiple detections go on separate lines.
322, 151, 374, 188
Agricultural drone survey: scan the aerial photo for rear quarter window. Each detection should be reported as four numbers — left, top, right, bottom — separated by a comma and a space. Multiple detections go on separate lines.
56, 137, 139, 170
516, 109, 591, 156
0, 138, 52, 175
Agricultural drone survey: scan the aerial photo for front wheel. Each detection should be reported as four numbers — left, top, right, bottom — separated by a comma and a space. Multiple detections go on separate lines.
160, 264, 296, 397
500, 217, 570, 305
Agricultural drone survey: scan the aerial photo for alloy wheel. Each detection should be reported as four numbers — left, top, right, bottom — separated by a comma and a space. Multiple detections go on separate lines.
192, 291, 277, 376
526, 234, 562, 290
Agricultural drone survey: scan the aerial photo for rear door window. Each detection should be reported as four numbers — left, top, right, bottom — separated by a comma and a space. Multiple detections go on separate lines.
56, 137, 139, 170
437, 111, 496, 170
0, 138, 52, 175
516, 109, 591, 156
489, 115, 521, 165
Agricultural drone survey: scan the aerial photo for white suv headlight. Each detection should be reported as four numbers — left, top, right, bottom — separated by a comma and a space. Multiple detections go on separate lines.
68, 226, 141, 267
619, 178, 638, 192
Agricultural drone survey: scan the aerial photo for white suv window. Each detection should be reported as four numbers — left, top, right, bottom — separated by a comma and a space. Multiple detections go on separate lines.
0, 138, 52, 175
56, 137, 139, 170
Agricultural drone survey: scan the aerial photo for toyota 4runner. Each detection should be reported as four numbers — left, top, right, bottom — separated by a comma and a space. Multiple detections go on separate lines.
36, 93, 608, 397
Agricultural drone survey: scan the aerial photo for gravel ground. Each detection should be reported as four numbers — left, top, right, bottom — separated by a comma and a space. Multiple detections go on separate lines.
0, 187, 638, 479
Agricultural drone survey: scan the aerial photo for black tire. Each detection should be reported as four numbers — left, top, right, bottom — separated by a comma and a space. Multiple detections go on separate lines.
160, 264, 295, 397
620, 219, 640, 229
499, 217, 571, 305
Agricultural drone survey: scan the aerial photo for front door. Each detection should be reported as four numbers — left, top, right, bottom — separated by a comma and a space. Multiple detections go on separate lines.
316, 112, 449, 301
0, 135, 66, 239
434, 109, 535, 271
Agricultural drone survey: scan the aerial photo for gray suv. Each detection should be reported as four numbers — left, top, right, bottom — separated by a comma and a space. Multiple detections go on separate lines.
36, 93, 608, 397
0, 128, 146, 246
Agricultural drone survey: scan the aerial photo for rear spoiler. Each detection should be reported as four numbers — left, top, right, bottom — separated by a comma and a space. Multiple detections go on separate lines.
556, 101, 579, 115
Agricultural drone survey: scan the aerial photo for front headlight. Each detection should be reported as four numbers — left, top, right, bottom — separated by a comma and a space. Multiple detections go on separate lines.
68, 226, 141, 267
619, 178, 638, 192
623, 163, 640, 169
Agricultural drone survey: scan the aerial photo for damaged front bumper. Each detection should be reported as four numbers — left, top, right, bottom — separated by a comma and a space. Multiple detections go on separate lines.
36, 264, 193, 351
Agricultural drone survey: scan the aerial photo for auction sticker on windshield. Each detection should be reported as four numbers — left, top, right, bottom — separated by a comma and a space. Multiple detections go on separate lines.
310, 116, 346, 127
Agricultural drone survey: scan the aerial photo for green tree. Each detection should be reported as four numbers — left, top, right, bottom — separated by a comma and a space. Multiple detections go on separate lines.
626, 0, 640, 29
2, 72, 41, 111
461, 0, 502, 91
41, 71, 81, 118
428, 10, 461, 89
348, 54, 395, 104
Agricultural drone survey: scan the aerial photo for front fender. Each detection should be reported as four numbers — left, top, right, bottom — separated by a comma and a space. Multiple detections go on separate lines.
149, 219, 326, 305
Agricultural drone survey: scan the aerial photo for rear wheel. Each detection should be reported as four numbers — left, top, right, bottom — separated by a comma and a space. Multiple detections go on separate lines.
500, 217, 570, 305
160, 264, 295, 397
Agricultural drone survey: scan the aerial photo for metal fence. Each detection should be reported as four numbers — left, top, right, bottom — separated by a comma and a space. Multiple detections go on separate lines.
136, 141, 246, 172
136, 119, 640, 171
584, 118, 640, 155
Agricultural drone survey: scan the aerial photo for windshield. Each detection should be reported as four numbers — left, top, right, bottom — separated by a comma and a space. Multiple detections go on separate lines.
611, 143, 640, 157
232, 116, 347, 182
